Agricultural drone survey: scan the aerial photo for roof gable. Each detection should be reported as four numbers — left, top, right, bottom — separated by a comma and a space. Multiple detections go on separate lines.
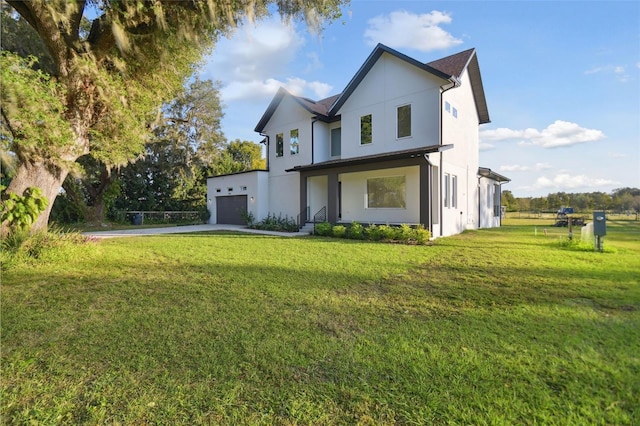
255, 44, 491, 131
429, 49, 490, 124
328, 44, 453, 115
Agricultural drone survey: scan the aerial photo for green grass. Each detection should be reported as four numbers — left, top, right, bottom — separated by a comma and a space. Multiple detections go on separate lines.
2, 222, 639, 424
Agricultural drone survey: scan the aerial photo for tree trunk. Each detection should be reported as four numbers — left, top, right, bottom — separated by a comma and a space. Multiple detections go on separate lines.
3, 159, 72, 234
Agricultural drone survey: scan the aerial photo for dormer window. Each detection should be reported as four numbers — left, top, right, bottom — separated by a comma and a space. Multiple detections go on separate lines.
397, 104, 411, 138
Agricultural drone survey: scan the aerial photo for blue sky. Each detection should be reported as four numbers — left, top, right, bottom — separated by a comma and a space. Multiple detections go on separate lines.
199, 1, 640, 197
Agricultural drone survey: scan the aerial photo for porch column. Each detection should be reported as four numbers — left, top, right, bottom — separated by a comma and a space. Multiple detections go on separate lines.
327, 172, 338, 223
419, 162, 431, 230
299, 174, 308, 223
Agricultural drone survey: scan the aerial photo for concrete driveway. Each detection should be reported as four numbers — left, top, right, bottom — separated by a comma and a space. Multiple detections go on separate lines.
84, 224, 309, 239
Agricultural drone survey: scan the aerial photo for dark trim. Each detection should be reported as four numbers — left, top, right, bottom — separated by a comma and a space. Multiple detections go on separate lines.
287, 145, 453, 173
207, 169, 268, 180
478, 167, 510, 182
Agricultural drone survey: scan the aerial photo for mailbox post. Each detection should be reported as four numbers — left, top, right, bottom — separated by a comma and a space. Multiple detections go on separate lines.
593, 211, 606, 252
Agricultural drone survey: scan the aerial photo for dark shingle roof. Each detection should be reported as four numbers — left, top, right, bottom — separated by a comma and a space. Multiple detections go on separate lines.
427, 48, 476, 79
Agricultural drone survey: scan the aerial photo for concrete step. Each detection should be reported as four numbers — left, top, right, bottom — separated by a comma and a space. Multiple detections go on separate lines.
299, 222, 316, 234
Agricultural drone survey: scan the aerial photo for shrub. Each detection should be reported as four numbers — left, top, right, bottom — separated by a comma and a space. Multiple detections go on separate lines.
378, 225, 396, 241
396, 224, 413, 243
365, 224, 382, 241
1, 185, 48, 234
413, 225, 431, 245
347, 222, 364, 239
251, 213, 298, 232
314, 222, 332, 236
332, 225, 346, 238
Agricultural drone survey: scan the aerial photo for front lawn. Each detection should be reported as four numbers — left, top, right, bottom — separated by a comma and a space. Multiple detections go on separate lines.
2, 222, 639, 424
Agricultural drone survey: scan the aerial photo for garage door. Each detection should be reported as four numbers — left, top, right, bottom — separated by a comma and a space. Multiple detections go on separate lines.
216, 195, 247, 225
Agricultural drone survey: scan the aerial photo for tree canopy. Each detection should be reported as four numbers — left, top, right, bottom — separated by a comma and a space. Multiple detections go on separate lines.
0, 0, 347, 234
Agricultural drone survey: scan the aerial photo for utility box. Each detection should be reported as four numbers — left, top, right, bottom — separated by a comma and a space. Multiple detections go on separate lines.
593, 211, 606, 236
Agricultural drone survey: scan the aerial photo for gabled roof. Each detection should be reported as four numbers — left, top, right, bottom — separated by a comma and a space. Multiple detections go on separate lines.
255, 43, 491, 132
254, 88, 339, 132
478, 167, 510, 183
428, 49, 490, 124
327, 43, 454, 115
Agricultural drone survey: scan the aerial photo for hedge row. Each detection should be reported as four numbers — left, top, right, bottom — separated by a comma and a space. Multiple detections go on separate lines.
314, 222, 431, 245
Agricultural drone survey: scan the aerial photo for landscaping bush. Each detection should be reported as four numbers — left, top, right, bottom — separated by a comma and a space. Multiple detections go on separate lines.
413, 224, 431, 245
250, 213, 298, 232
347, 221, 364, 239
365, 224, 382, 241
314, 222, 332, 236
332, 225, 346, 238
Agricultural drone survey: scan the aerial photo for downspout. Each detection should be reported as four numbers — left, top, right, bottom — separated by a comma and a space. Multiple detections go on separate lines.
423, 154, 433, 234
439, 79, 459, 237
311, 119, 318, 164
477, 175, 482, 229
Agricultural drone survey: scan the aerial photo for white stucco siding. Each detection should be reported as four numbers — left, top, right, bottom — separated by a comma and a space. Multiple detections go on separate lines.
442, 71, 480, 169
339, 166, 420, 224
307, 176, 328, 220
337, 53, 442, 159
478, 177, 502, 229
268, 173, 300, 220
263, 96, 314, 177
206, 171, 268, 224
313, 122, 331, 164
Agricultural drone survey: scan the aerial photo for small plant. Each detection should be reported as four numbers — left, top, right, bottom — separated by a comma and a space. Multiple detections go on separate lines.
347, 222, 364, 239
240, 210, 256, 226
1, 185, 48, 234
365, 224, 382, 241
413, 224, 431, 245
332, 225, 346, 238
314, 222, 332, 236
250, 213, 298, 232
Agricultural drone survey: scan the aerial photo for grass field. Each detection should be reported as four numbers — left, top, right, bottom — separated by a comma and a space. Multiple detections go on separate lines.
2, 220, 639, 424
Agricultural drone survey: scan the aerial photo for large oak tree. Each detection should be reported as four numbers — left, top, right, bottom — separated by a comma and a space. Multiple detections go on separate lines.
0, 0, 345, 234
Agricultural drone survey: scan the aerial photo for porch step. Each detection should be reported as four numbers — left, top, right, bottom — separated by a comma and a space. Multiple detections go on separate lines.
299, 222, 316, 234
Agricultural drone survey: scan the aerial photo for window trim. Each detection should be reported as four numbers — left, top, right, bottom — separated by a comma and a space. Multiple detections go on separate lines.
366, 175, 407, 209
360, 114, 372, 145
275, 133, 284, 157
290, 128, 299, 155
330, 127, 341, 157
396, 104, 411, 139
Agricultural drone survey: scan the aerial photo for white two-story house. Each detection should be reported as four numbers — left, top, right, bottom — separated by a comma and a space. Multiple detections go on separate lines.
206, 44, 509, 237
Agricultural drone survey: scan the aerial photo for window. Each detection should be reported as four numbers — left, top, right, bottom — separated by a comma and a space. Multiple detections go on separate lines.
493, 184, 501, 217
240, 186, 247, 191
452, 107, 458, 118
276, 133, 283, 157
445, 101, 451, 113
452, 175, 458, 209
397, 104, 411, 138
432, 166, 439, 224
216, 188, 221, 193
331, 127, 341, 157
360, 114, 372, 145
367, 176, 406, 208
444, 173, 450, 208
227, 187, 233, 192
290, 129, 299, 155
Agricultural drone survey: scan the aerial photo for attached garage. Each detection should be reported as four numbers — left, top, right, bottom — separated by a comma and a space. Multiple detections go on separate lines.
215, 195, 247, 225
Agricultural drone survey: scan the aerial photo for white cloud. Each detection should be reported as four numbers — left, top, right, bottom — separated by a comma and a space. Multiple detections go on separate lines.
524, 173, 619, 191
364, 10, 463, 51
584, 64, 630, 82
479, 142, 495, 151
480, 120, 605, 148
608, 152, 627, 158
500, 163, 552, 172
202, 17, 332, 102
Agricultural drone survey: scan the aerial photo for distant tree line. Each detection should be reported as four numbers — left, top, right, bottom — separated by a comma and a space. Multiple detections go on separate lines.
501, 188, 640, 214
